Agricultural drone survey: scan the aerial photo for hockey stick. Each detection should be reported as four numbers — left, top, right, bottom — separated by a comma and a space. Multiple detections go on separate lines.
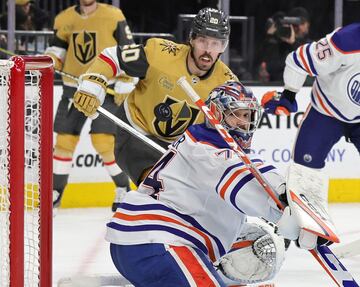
0, 46, 116, 95
0, 47, 161, 153
0, 48, 166, 156
177, 77, 284, 210
333, 239, 360, 259
97, 106, 166, 154
177, 76, 359, 287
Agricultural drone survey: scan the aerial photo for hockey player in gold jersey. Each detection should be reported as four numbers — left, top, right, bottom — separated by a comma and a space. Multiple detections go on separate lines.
74, 7, 238, 186
45, 0, 135, 211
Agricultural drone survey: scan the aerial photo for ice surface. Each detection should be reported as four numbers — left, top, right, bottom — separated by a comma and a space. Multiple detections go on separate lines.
53, 204, 360, 286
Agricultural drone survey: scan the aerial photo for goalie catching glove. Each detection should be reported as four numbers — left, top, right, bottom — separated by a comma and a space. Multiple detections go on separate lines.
217, 221, 286, 285
261, 89, 298, 116
73, 74, 108, 117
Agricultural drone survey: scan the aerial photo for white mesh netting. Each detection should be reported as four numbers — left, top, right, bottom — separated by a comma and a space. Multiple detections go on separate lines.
0, 60, 42, 287
24, 69, 42, 286
0, 60, 12, 287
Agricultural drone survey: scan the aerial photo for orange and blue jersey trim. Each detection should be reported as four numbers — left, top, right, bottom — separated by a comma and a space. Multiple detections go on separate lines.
299, 45, 314, 76
186, 124, 231, 149
107, 202, 226, 258
311, 85, 334, 117
305, 43, 318, 76
169, 245, 222, 286
330, 23, 360, 54
215, 161, 275, 213
185, 130, 218, 149
293, 43, 318, 76
313, 80, 360, 122
113, 212, 217, 261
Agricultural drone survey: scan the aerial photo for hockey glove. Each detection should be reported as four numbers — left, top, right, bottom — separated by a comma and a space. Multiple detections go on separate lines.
277, 207, 333, 250
73, 74, 108, 117
44, 46, 66, 71
218, 221, 286, 285
261, 89, 298, 115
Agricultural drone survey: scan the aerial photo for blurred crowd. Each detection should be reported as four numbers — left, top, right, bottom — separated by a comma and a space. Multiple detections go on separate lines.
0, 0, 50, 31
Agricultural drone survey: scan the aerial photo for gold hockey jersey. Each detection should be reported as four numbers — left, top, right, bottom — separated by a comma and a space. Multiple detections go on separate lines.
47, 3, 133, 86
89, 38, 238, 142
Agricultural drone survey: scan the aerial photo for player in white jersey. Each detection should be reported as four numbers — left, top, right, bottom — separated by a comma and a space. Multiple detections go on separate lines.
260, 24, 360, 249
262, 23, 360, 168
105, 82, 292, 286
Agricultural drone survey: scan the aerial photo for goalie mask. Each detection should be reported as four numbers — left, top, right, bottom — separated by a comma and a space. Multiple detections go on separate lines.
205, 81, 262, 150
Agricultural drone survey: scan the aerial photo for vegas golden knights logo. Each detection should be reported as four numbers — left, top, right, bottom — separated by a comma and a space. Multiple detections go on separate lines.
159, 40, 180, 56
72, 31, 96, 64
153, 96, 200, 138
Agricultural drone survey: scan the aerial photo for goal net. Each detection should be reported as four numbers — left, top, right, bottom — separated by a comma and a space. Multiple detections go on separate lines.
0, 56, 53, 287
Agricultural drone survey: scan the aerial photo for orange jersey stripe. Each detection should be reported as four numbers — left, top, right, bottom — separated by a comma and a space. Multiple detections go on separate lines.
114, 212, 216, 261
299, 45, 313, 76
171, 246, 218, 287
314, 87, 333, 117
219, 167, 248, 199
219, 163, 263, 199
231, 240, 253, 249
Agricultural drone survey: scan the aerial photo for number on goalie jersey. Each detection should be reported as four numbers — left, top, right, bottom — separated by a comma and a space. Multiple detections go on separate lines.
106, 81, 287, 287
84, 8, 238, 184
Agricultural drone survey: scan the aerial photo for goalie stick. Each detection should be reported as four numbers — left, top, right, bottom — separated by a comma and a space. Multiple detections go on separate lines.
177, 76, 359, 287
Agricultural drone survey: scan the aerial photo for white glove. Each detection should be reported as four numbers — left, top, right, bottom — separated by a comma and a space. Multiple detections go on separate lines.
73, 73, 107, 117
276, 206, 300, 241
277, 206, 318, 250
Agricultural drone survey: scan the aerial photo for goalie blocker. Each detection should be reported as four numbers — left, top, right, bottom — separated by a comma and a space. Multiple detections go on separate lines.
276, 163, 340, 250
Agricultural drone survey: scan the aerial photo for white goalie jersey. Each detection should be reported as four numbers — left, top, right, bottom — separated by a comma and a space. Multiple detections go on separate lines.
106, 124, 284, 262
284, 23, 360, 123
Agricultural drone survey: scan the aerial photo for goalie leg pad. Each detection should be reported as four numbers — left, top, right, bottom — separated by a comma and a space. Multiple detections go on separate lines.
218, 221, 285, 285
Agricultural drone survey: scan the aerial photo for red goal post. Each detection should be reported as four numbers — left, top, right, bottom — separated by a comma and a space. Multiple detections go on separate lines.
0, 55, 53, 287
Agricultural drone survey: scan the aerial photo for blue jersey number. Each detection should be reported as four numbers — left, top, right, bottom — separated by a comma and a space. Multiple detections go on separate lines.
142, 150, 177, 198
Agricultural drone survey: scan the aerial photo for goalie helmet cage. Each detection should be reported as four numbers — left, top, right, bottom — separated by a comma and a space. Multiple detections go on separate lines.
0, 56, 53, 287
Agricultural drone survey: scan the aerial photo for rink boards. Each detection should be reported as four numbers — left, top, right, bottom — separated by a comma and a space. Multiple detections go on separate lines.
51, 85, 360, 207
